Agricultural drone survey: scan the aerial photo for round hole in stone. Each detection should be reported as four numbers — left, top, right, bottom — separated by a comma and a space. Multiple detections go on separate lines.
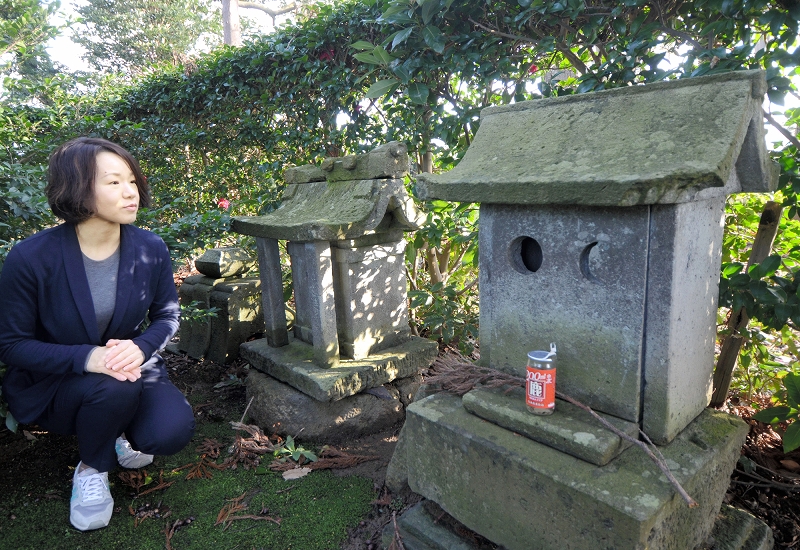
510, 236, 543, 273
580, 242, 601, 283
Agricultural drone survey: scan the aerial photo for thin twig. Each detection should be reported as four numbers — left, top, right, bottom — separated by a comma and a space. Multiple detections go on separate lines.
556, 391, 698, 507
733, 467, 800, 491
239, 396, 255, 424
468, 18, 539, 46
763, 109, 800, 150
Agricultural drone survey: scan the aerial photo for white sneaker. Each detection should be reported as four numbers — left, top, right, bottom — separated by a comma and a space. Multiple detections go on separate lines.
70, 463, 113, 531
115, 437, 154, 469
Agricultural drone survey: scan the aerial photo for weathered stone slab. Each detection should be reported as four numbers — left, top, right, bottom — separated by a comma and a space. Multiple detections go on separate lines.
332, 239, 410, 359
288, 241, 339, 367
194, 247, 255, 278
319, 141, 410, 182
400, 393, 748, 550
232, 177, 424, 241
462, 386, 638, 466
239, 336, 438, 402
477, 203, 648, 422
246, 370, 404, 443
709, 504, 774, 550
283, 164, 326, 184
206, 277, 263, 364
383, 501, 774, 550
177, 274, 224, 359
416, 70, 776, 206
381, 502, 479, 550
642, 197, 726, 443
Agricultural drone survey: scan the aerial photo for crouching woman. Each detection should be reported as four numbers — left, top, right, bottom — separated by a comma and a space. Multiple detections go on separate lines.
0, 137, 195, 531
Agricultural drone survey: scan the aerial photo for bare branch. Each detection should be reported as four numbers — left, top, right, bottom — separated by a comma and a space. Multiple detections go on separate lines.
764, 108, 800, 150
468, 18, 540, 46
239, 1, 297, 24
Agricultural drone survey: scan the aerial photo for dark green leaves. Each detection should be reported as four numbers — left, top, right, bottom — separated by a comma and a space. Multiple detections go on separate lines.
407, 82, 430, 104
752, 373, 800, 453
752, 405, 794, 424
422, 25, 446, 53
365, 78, 399, 98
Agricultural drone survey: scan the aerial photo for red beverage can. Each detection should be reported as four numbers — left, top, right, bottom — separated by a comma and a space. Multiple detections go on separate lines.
526, 343, 557, 415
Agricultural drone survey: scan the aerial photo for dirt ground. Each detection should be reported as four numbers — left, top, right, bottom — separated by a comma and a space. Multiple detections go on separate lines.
1, 351, 799, 549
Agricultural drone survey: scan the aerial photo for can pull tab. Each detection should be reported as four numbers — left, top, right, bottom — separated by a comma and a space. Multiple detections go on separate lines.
545, 342, 557, 359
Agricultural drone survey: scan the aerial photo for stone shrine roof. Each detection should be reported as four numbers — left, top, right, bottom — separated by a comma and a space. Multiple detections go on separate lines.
416, 70, 777, 206
232, 142, 425, 241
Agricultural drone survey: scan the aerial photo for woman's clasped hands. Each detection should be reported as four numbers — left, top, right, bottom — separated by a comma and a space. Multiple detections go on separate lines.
86, 339, 144, 381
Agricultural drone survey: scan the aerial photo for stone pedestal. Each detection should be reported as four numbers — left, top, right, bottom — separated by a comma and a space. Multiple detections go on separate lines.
389, 393, 748, 550
383, 501, 774, 550
239, 335, 437, 402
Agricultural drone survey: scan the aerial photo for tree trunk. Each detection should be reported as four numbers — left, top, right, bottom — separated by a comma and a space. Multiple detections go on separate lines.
222, 0, 242, 47
710, 201, 783, 408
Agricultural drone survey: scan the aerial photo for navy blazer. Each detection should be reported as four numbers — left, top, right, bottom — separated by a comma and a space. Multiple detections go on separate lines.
0, 222, 179, 424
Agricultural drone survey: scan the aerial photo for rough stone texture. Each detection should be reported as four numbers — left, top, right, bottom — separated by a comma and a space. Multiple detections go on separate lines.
393, 373, 422, 407
383, 501, 774, 550
245, 370, 404, 443
287, 241, 340, 367
478, 203, 648, 423
320, 141, 410, 182
281, 141, 414, 184
284, 163, 326, 184
332, 238, 410, 359
416, 70, 777, 206
477, 196, 727, 444
239, 336, 438, 402
177, 274, 265, 364
642, 197, 726, 443
194, 247, 255, 278
399, 393, 748, 550
177, 274, 224, 358
255, 237, 289, 347
385, 422, 410, 493
206, 278, 264, 364
709, 504, 774, 550
232, 177, 425, 242
462, 387, 638, 466
381, 502, 477, 550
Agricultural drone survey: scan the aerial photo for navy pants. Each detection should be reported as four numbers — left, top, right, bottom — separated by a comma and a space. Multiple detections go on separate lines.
35, 362, 195, 472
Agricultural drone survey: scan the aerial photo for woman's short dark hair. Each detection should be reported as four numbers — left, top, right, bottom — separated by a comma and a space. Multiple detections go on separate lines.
46, 137, 151, 223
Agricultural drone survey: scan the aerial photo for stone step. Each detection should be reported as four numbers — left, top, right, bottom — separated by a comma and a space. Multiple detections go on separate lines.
383, 501, 774, 550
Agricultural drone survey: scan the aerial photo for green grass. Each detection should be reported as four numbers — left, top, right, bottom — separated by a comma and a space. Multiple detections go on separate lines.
0, 417, 376, 550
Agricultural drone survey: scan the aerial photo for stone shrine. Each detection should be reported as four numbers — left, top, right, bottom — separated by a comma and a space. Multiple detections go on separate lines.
176, 247, 262, 364
231, 142, 437, 440
386, 71, 776, 549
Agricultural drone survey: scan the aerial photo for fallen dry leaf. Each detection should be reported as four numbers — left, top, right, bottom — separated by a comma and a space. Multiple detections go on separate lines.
282, 467, 312, 480
780, 459, 800, 472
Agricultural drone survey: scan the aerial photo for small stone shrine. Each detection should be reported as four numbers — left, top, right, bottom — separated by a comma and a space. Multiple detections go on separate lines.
386, 71, 776, 549
177, 247, 262, 364
231, 142, 438, 440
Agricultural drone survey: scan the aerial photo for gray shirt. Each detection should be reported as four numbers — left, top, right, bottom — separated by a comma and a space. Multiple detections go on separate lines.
82, 247, 119, 338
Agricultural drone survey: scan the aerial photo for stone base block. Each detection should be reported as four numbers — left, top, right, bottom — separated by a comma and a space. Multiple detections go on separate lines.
381, 501, 487, 550
239, 335, 437, 401
246, 370, 404, 443
397, 393, 749, 550
463, 386, 639, 466
383, 501, 773, 550
708, 504, 774, 550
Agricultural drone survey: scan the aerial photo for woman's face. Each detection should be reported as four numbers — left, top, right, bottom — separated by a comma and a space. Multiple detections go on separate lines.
92, 151, 139, 226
